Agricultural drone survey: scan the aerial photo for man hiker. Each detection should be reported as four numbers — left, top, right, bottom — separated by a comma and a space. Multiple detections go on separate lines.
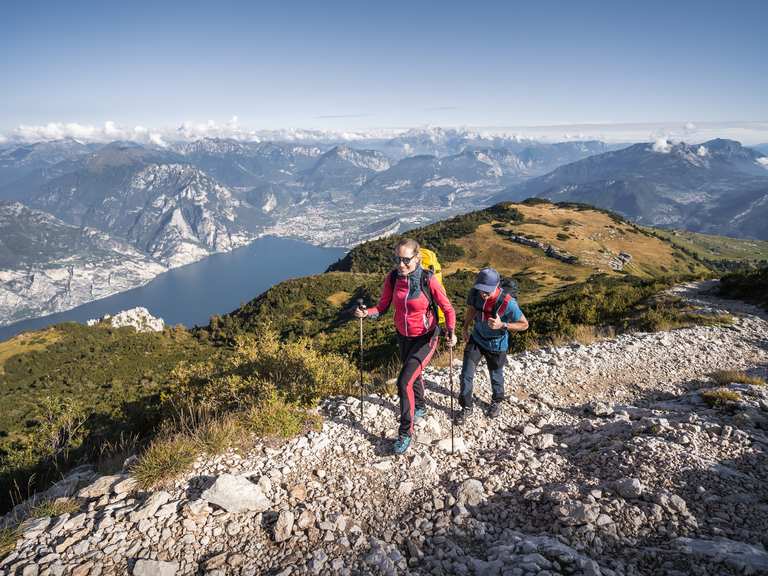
355, 238, 457, 454
455, 267, 528, 423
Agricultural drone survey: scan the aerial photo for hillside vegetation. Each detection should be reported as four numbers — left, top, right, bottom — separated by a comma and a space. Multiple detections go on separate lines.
718, 265, 768, 310
214, 200, 721, 365
0, 199, 760, 517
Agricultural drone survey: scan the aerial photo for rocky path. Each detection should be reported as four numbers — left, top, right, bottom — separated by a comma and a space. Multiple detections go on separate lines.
2, 281, 768, 576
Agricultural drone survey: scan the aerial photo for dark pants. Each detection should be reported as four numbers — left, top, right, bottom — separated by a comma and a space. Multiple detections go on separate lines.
459, 336, 506, 409
396, 330, 439, 436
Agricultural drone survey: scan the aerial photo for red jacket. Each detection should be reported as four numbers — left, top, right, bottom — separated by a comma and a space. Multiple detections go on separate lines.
369, 267, 456, 337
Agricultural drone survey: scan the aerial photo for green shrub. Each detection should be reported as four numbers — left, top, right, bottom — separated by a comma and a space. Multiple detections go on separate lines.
635, 298, 733, 332
719, 266, 768, 310
165, 327, 357, 412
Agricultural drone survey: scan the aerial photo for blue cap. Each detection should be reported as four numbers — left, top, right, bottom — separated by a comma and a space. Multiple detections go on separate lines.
473, 268, 500, 293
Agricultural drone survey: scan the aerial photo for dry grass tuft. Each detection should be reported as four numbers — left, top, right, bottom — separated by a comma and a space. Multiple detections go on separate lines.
130, 435, 197, 490
711, 370, 765, 387
701, 388, 742, 408
29, 498, 80, 519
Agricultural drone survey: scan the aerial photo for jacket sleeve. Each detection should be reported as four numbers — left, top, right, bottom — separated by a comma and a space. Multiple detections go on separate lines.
429, 276, 456, 331
368, 274, 394, 318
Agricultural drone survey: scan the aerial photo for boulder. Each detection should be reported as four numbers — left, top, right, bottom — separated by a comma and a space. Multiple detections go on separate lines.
457, 479, 485, 507
530, 433, 555, 450
274, 510, 295, 542
675, 537, 768, 573
129, 491, 171, 522
132, 559, 178, 576
77, 475, 124, 499
615, 478, 644, 499
201, 474, 271, 513
557, 500, 600, 525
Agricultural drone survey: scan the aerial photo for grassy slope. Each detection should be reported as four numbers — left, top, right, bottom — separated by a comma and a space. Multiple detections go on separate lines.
647, 227, 768, 267
0, 323, 217, 447
443, 202, 710, 302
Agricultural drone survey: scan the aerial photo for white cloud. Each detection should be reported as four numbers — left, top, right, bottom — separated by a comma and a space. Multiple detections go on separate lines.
697, 145, 709, 157
149, 133, 167, 148
757, 157, 768, 168
11, 121, 162, 144
3, 119, 768, 147
0, 134, 7, 144
652, 138, 673, 153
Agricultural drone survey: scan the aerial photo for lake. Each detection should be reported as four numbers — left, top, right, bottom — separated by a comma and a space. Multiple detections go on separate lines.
0, 236, 347, 341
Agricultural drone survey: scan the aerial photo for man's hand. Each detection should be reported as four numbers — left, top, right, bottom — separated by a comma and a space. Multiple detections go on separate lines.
446, 330, 458, 348
354, 306, 368, 319
487, 313, 506, 330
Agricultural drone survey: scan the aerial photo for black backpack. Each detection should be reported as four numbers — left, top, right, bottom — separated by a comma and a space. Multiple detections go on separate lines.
471, 276, 519, 317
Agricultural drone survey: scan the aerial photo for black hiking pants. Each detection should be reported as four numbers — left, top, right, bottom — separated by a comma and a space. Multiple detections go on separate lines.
459, 335, 507, 409
396, 329, 439, 436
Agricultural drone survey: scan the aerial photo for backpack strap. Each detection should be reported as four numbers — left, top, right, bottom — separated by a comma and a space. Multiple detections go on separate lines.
493, 290, 513, 318
419, 269, 441, 329
387, 269, 398, 292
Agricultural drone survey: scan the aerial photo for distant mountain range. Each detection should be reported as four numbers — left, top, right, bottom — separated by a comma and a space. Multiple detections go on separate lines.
496, 139, 768, 240
0, 201, 166, 325
1, 134, 766, 326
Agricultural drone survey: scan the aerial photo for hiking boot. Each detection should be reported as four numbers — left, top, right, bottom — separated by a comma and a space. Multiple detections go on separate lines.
414, 406, 427, 419
394, 434, 412, 455
488, 401, 503, 419
454, 407, 473, 425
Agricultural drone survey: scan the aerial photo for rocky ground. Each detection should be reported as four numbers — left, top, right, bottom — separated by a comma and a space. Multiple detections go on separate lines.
2, 281, 767, 576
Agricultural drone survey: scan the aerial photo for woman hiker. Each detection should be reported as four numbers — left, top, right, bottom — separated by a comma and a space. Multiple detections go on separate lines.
355, 238, 457, 454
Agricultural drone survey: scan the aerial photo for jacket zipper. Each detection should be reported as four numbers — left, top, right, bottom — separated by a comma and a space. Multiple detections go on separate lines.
403, 277, 409, 337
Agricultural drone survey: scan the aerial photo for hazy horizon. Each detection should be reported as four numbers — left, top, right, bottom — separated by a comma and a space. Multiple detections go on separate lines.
3, 0, 766, 144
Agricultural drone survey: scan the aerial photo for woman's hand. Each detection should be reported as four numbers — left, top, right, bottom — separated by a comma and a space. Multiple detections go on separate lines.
354, 307, 368, 319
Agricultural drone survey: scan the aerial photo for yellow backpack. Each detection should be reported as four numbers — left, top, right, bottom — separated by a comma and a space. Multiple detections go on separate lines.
419, 248, 446, 327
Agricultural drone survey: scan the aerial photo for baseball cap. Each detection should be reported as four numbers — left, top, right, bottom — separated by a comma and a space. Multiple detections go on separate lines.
473, 268, 500, 293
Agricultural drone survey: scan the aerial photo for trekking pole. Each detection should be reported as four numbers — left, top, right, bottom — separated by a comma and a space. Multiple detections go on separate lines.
357, 299, 366, 422
449, 343, 455, 454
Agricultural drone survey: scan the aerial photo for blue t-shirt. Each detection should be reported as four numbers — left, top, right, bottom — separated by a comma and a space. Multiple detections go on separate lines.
467, 287, 523, 352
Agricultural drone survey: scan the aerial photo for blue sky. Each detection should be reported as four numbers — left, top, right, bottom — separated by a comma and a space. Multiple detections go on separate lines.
1, 0, 766, 140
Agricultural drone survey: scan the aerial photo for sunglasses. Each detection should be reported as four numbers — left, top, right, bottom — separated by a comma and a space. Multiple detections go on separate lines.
392, 254, 417, 265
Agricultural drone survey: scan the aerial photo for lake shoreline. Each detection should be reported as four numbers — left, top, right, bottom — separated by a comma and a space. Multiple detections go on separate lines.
0, 236, 347, 342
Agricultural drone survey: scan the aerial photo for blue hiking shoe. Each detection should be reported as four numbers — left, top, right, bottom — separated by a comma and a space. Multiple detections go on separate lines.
394, 434, 412, 455
414, 406, 427, 419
